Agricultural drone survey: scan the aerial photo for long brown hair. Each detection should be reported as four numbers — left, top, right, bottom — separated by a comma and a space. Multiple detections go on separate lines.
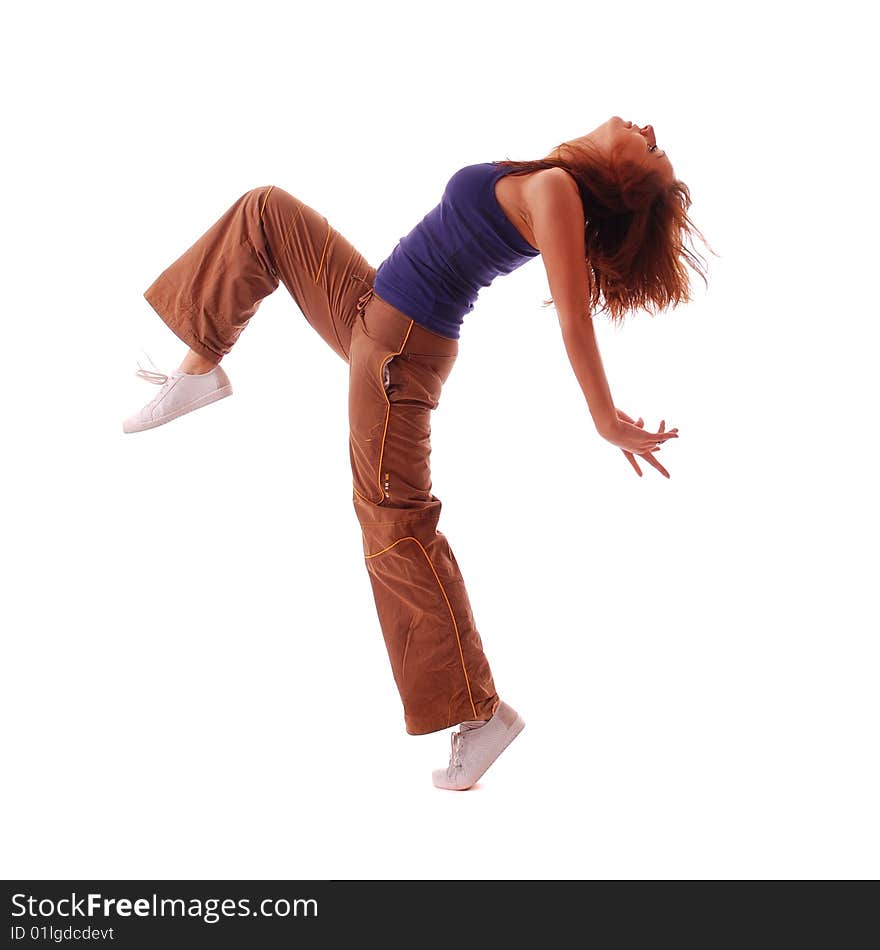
494, 138, 717, 326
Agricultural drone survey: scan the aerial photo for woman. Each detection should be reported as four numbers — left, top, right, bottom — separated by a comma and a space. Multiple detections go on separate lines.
123, 115, 712, 791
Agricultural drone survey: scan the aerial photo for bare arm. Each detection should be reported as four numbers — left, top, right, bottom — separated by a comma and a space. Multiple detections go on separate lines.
558, 310, 617, 437
528, 169, 679, 474
528, 169, 616, 435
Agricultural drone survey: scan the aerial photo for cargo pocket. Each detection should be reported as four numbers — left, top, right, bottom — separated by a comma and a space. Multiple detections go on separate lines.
383, 351, 455, 411
349, 319, 400, 506
381, 353, 405, 399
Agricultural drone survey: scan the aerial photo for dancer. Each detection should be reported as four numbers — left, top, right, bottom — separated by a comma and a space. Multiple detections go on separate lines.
123, 115, 711, 790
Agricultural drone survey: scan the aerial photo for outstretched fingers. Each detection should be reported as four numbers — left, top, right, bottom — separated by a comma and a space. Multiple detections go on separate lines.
622, 450, 643, 477
641, 449, 670, 479
618, 410, 679, 444
613, 410, 680, 478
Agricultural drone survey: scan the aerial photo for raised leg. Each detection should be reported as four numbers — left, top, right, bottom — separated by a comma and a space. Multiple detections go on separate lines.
143, 185, 375, 365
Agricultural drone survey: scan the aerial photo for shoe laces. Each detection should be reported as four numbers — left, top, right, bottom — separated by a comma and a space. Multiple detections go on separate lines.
450, 731, 464, 769
134, 350, 170, 385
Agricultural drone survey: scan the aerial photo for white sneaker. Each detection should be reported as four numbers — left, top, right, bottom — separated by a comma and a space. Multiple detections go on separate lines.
122, 360, 233, 433
432, 700, 525, 790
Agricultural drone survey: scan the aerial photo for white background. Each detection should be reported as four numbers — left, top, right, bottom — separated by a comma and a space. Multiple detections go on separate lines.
2, 0, 877, 880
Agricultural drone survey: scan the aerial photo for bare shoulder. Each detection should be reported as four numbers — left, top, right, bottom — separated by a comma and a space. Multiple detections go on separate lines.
524, 166, 580, 207
520, 167, 583, 251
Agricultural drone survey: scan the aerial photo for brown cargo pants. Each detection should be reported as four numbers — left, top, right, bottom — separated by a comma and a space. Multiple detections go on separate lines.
143, 185, 500, 734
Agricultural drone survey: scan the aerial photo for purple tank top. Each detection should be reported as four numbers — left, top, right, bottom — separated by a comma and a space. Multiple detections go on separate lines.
372, 162, 540, 340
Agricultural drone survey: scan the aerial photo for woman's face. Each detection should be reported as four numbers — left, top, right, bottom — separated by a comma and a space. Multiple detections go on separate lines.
570, 115, 675, 184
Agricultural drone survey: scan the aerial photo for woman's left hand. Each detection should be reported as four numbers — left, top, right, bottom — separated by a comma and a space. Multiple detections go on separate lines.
614, 409, 676, 479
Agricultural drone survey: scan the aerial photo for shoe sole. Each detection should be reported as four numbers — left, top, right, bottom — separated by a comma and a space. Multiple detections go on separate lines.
436, 714, 526, 791
123, 385, 233, 433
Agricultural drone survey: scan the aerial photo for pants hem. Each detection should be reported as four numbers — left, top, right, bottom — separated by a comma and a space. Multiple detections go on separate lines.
404, 694, 500, 735
143, 281, 224, 365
